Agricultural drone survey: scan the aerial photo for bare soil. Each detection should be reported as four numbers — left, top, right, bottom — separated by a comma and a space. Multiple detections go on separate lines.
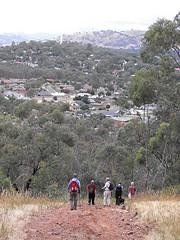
24, 203, 151, 240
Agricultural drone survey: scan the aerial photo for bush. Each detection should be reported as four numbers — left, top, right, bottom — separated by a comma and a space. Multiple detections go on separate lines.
163, 185, 180, 195
0, 169, 11, 191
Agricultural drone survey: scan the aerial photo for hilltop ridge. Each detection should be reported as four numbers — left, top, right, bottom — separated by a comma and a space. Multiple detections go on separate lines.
0, 30, 144, 50
61, 30, 144, 50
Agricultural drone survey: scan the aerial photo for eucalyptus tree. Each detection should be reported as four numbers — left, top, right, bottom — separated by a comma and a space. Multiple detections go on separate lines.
141, 13, 180, 67
129, 12, 180, 189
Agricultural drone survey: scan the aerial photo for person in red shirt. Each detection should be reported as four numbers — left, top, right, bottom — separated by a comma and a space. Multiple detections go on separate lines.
87, 180, 96, 205
128, 182, 136, 199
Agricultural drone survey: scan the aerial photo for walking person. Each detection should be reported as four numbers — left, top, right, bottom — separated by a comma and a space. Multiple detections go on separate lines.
115, 183, 123, 205
102, 177, 113, 206
68, 173, 80, 210
87, 180, 96, 205
128, 181, 136, 199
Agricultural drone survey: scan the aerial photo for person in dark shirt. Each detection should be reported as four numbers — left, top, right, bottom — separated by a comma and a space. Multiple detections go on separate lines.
115, 183, 123, 205
87, 180, 96, 205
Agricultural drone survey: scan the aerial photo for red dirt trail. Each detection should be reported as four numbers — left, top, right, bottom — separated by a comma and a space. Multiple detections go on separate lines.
24, 204, 151, 240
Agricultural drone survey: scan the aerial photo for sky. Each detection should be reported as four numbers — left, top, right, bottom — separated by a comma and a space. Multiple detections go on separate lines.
0, 0, 179, 34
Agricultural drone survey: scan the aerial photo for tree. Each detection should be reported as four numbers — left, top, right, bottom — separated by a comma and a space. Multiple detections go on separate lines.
0, 168, 11, 191
80, 104, 89, 111
139, 13, 180, 121
129, 68, 157, 108
14, 100, 39, 120
131, 12, 180, 190
141, 15, 180, 67
82, 95, 90, 104
51, 109, 64, 124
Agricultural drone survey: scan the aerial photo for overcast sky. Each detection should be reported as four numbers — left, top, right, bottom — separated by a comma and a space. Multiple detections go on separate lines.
0, 0, 179, 34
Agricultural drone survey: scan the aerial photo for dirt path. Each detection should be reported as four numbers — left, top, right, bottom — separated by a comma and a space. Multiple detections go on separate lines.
24, 204, 150, 240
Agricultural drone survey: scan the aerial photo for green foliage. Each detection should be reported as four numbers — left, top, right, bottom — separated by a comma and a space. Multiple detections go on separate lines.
46, 183, 62, 198
159, 56, 175, 77
156, 122, 170, 141
75, 120, 86, 136
129, 68, 157, 106
31, 161, 51, 193
60, 103, 70, 112
0, 14, 180, 194
0, 41, 139, 88
149, 136, 158, 150
162, 184, 180, 195
82, 95, 90, 104
14, 100, 39, 119
141, 18, 180, 66
80, 104, 89, 111
149, 122, 170, 150
25, 77, 46, 91
136, 146, 146, 165
51, 109, 64, 124
60, 131, 74, 147
0, 169, 11, 190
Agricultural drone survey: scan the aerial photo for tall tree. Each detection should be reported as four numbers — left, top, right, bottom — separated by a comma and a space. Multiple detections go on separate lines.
131, 12, 180, 189
141, 14, 180, 67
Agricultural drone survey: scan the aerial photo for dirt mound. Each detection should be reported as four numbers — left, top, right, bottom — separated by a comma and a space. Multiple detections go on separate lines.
24, 204, 150, 240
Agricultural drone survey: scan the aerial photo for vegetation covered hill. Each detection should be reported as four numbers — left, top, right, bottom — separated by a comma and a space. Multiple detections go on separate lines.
0, 40, 140, 90
0, 33, 58, 45
0, 30, 143, 50
60, 30, 144, 50
0, 12, 179, 197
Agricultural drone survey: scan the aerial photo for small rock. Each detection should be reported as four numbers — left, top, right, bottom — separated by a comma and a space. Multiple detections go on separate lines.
51, 232, 60, 235
56, 222, 63, 225
96, 233, 102, 236
127, 231, 133, 235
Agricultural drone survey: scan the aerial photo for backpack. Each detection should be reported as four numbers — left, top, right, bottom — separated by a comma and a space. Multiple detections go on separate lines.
109, 182, 114, 191
70, 180, 79, 192
115, 186, 122, 195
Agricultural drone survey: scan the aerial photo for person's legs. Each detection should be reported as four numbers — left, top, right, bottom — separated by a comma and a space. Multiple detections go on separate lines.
116, 195, 119, 205
73, 192, 78, 209
69, 192, 74, 210
88, 192, 92, 204
107, 191, 111, 206
119, 197, 125, 205
92, 192, 95, 205
103, 191, 108, 206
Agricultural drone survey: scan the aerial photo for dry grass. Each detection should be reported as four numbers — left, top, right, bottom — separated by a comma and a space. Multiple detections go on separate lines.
129, 194, 180, 240
1, 191, 180, 240
0, 191, 64, 240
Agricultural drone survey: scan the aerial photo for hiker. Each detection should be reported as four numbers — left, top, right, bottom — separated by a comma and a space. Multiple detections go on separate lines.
115, 183, 124, 205
87, 179, 96, 205
68, 173, 80, 210
128, 181, 136, 199
102, 177, 113, 206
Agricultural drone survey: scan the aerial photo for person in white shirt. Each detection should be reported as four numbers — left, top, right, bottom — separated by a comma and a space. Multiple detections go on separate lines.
102, 177, 111, 206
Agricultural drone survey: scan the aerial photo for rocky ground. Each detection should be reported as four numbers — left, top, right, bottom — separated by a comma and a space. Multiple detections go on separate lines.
24, 203, 151, 240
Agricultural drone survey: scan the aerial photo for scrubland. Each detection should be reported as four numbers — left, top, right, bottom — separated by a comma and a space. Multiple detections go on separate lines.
130, 193, 180, 240
0, 191, 63, 240
1, 191, 180, 240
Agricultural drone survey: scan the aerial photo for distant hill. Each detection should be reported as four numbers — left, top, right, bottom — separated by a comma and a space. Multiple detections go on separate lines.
0, 33, 58, 45
60, 30, 144, 50
0, 30, 144, 50
0, 34, 26, 45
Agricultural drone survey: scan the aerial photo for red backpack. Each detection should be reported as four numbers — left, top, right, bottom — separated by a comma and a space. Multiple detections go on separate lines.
70, 180, 78, 192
